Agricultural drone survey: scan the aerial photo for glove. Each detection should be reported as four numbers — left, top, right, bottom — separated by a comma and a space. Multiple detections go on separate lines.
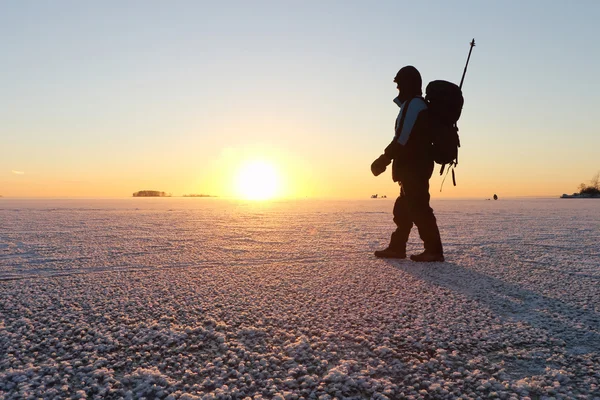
371, 154, 391, 176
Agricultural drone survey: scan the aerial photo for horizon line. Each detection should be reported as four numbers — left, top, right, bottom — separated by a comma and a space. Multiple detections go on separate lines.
0, 195, 566, 201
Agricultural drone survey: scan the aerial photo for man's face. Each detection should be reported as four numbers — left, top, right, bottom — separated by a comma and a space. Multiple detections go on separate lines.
394, 79, 401, 93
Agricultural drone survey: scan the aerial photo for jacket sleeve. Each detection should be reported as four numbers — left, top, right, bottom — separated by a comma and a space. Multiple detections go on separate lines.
383, 139, 400, 161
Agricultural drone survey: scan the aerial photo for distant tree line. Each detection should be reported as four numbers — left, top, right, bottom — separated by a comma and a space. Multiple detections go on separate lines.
578, 172, 600, 196
133, 190, 171, 197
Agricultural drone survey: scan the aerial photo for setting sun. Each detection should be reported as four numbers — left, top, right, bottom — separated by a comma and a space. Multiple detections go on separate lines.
235, 160, 280, 200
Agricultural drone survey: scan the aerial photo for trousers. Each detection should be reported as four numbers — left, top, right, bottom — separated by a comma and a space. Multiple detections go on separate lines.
389, 167, 443, 254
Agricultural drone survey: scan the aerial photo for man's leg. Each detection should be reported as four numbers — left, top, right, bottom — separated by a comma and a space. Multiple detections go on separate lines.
375, 184, 413, 258
403, 176, 444, 261
391, 185, 414, 249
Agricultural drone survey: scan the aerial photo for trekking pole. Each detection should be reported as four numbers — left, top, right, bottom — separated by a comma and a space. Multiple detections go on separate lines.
459, 38, 475, 89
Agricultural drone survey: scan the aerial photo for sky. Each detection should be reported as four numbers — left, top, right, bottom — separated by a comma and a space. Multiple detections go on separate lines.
1, 1, 599, 199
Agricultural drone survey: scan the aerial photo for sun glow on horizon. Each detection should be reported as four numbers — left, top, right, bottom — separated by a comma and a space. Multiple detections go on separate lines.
234, 160, 281, 200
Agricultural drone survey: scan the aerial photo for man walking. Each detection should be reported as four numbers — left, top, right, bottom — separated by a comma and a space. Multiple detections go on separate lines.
371, 66, 444, 262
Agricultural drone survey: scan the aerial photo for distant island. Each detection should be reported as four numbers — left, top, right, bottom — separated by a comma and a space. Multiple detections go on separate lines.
133, 190, 171, 197
182, 194, 218, 198
561, 192, 600, 198
561, 173, 600, 198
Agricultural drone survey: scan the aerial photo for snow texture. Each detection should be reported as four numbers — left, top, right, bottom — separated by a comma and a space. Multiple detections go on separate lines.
1, 198, 599, 399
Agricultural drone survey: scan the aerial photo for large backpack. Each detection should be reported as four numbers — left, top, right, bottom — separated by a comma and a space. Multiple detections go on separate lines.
424, 80, 464, 185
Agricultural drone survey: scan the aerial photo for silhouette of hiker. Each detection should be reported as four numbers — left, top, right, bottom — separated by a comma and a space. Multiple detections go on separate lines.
371, 66, 444, 262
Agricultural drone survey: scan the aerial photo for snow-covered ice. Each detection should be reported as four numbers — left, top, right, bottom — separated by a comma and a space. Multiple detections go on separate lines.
1, 198, 599, 399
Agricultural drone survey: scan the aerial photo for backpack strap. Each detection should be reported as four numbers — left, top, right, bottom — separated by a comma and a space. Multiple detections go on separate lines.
455, 124, 460, 167
438, 123, 460, 191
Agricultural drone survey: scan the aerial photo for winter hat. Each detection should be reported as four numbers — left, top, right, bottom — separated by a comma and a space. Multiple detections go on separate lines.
394, 66, 422, 100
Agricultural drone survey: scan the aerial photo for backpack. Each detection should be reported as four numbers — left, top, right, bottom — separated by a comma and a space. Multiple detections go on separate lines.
424, 80, 464, 186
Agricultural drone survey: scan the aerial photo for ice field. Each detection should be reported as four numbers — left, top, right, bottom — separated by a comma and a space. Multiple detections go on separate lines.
1, 198, 599, 399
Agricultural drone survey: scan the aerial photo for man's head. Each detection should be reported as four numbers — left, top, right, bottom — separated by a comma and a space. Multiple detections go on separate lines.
394, 66, 422, 101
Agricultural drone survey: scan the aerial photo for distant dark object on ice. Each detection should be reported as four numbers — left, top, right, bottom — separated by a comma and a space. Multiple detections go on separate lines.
133, 190, 171, 197
371, 194, 387, 199
183, 194, 218, 198
493, 194, 498, 200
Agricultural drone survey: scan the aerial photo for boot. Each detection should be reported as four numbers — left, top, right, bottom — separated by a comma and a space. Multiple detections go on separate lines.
374, 246, 406, 259
410, 251, 444, 262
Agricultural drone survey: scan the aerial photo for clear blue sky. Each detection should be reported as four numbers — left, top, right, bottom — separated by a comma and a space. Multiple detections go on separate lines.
1, 1, 599, 198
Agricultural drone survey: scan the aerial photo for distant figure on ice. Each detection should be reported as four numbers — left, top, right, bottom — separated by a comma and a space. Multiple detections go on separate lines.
493, 194, 498, 200
370, 66, 444, 262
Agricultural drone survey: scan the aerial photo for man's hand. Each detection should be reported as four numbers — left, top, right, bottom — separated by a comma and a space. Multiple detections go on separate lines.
371, 154, 391, 176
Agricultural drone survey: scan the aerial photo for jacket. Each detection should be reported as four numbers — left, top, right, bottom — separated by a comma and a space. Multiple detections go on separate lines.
384, 96, 434, 182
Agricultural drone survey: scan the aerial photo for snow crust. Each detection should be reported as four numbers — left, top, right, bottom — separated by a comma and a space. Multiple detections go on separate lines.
1, 198, 599, 399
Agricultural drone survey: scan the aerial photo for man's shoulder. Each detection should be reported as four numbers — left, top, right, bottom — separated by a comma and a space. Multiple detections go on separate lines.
412, 96, 427, 107
406, 97, 428, 114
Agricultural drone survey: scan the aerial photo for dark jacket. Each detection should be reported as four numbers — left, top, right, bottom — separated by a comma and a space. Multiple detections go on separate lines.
384, 96, 434, 182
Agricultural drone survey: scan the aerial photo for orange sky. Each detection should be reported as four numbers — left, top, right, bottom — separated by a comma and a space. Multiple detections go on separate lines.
1, 2, 599, 199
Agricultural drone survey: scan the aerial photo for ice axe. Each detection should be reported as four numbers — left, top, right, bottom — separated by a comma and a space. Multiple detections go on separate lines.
459, 38, 476, 90
440, 38, 476, 190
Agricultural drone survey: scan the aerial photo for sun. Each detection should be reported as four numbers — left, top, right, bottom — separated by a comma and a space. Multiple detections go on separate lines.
235, 160, 280, 200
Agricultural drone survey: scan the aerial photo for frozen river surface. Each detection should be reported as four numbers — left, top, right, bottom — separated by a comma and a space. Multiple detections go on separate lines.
1, 198, 599, 399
